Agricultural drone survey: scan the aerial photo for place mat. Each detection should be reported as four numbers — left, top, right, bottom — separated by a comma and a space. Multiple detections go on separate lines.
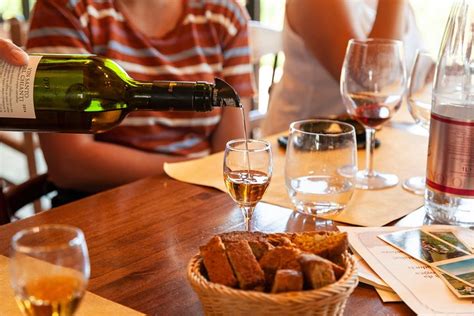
164, 125, 427, 227
0, 255, 144, 316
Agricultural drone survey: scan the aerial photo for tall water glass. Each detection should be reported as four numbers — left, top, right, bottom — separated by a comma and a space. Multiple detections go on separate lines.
341, 38, 406, 189
403, 51, 435, 195
285, 120, 357, 217
10, 225, 90, 316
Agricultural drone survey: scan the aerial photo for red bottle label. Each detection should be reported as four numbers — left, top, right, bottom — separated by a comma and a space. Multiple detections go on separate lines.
426, 113, 474, 196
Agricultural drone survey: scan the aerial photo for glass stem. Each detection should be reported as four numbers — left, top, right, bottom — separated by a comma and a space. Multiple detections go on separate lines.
365, 127, 376, 177
240, 206, 255, 231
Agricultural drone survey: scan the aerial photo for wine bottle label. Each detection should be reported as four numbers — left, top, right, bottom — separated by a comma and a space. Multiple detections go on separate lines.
0, 55, 41, 119
426, 112, 474, 196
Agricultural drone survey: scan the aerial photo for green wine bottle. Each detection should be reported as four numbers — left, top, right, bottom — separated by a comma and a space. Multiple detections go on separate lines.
0, 54, 241, 133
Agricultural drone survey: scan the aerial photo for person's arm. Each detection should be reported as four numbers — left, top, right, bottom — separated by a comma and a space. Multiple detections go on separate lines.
39, 133, 187, 192
0, 39, 28, 65
287, 0, 407, 81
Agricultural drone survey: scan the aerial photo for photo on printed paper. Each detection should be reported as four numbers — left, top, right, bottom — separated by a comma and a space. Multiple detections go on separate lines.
433, 269, 474, 298
378, 229, 469, 264
424, 230, 472, 254
434, 257, 474, 287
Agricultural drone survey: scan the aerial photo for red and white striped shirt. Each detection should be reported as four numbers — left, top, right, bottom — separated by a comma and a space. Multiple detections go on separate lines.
27, 0, 255, 157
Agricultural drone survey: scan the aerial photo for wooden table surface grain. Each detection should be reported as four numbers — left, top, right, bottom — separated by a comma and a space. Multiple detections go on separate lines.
0, 174, 423, 315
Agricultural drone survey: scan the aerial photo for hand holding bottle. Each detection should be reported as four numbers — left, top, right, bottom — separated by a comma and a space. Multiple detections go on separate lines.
0, 39, 28, 66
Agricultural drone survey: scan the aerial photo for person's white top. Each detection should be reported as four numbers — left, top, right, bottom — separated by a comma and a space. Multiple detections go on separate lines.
261, 1, 423, 136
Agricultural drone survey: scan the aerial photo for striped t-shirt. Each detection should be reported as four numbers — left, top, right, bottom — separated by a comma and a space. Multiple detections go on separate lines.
26, 0, 255, 157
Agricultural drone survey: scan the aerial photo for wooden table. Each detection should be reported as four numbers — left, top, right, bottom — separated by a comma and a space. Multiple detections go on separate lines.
0, 174, 426, 315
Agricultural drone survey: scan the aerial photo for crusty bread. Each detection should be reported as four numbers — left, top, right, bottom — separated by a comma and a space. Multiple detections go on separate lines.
248, 240, 274, 260
299, 253, 336, 289
199, 231, 348, 293
200, 236, 238, 288
259, 246, 302, 288
220, 231, 268, 243
289, 231, 348, 260
267, 235, 294, 247
259, 246, 302, 272
332, 262, 346, 280
271, 269, 304, 293
226, 240, 265, 290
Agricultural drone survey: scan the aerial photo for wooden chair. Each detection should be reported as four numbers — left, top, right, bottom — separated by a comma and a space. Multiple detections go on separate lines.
0, 17, 43, 211
0, 174, 56, 225
247, 21, 283, 136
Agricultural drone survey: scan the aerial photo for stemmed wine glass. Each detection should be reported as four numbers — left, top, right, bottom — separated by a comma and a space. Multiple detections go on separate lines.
223, 139, 272, 231
403, 51, 435, 195
10, 225, 90, 316
341, 38, 406, 189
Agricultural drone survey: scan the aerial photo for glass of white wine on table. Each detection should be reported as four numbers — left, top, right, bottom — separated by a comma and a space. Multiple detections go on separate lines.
10, 225, 90, 316
340, 38, 406, 189
223, 139, 272, 231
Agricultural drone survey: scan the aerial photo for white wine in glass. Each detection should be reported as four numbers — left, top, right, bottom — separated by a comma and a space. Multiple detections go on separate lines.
223, 139, 272, 231
10, 225, 90, 316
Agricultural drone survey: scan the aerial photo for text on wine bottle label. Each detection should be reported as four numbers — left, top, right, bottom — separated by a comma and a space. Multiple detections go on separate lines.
0, 56, 42, 119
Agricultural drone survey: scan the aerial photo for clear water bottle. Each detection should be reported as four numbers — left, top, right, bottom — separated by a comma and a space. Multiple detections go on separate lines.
425, 0, 474, 225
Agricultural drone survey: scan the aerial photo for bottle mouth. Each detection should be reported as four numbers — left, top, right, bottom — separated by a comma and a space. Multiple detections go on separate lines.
214, 78, 241, 108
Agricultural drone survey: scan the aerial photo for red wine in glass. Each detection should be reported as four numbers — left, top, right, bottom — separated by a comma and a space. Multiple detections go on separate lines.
348, 92, 402, 128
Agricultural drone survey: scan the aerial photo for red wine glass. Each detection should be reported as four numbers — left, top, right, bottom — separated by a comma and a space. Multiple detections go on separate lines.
340, 38, 406, 189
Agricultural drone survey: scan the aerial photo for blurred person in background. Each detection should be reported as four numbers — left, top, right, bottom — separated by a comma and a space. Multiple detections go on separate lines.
0, 38, 28, 65
261, 0, 423, 136
26, 0, 255, 206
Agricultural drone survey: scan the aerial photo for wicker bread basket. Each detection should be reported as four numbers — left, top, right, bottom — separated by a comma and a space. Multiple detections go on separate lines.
187, 245, 358, 316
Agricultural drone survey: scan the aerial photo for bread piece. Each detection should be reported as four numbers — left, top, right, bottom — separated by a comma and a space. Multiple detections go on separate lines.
220, 231, 268, 243
259, 246, 302, 288
299, 253, 336, 289
271, 269, 304, 293
226, 240, 265, 290
248, 240, 274, 260
267, 235, 294, 247
331, 262, 346, 280
290, 231, 348, 260
259, 246, 302, 272
200, 236, 238, 287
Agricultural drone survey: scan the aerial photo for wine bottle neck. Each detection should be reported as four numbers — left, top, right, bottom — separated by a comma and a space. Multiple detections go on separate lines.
127, 80, 215, 112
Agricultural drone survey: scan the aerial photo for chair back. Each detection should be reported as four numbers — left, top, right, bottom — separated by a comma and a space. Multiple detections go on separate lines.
9, 16, 26, 46
248, 20, 283, 63
0, 174, 56, 225
247, 21, 283, 136
0, 17, 44, 212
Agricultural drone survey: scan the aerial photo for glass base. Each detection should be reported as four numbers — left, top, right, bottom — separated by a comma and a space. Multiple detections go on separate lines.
355, 170, 398, 190
402, 176, 425, 195
292, 201, 344, 217
425, 190, 474, 226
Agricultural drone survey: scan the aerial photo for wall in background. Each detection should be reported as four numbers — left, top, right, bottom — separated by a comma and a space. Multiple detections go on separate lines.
410, 0, 454, 56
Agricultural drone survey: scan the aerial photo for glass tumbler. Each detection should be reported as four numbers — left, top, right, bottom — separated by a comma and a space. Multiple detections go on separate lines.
10, 225, 90, 316
285, 120, 357, 216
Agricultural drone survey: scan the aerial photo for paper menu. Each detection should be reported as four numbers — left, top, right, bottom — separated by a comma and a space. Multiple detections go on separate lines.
338, 226, 474, 315
352, 251, 391, 291
376, 288, 402, 302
